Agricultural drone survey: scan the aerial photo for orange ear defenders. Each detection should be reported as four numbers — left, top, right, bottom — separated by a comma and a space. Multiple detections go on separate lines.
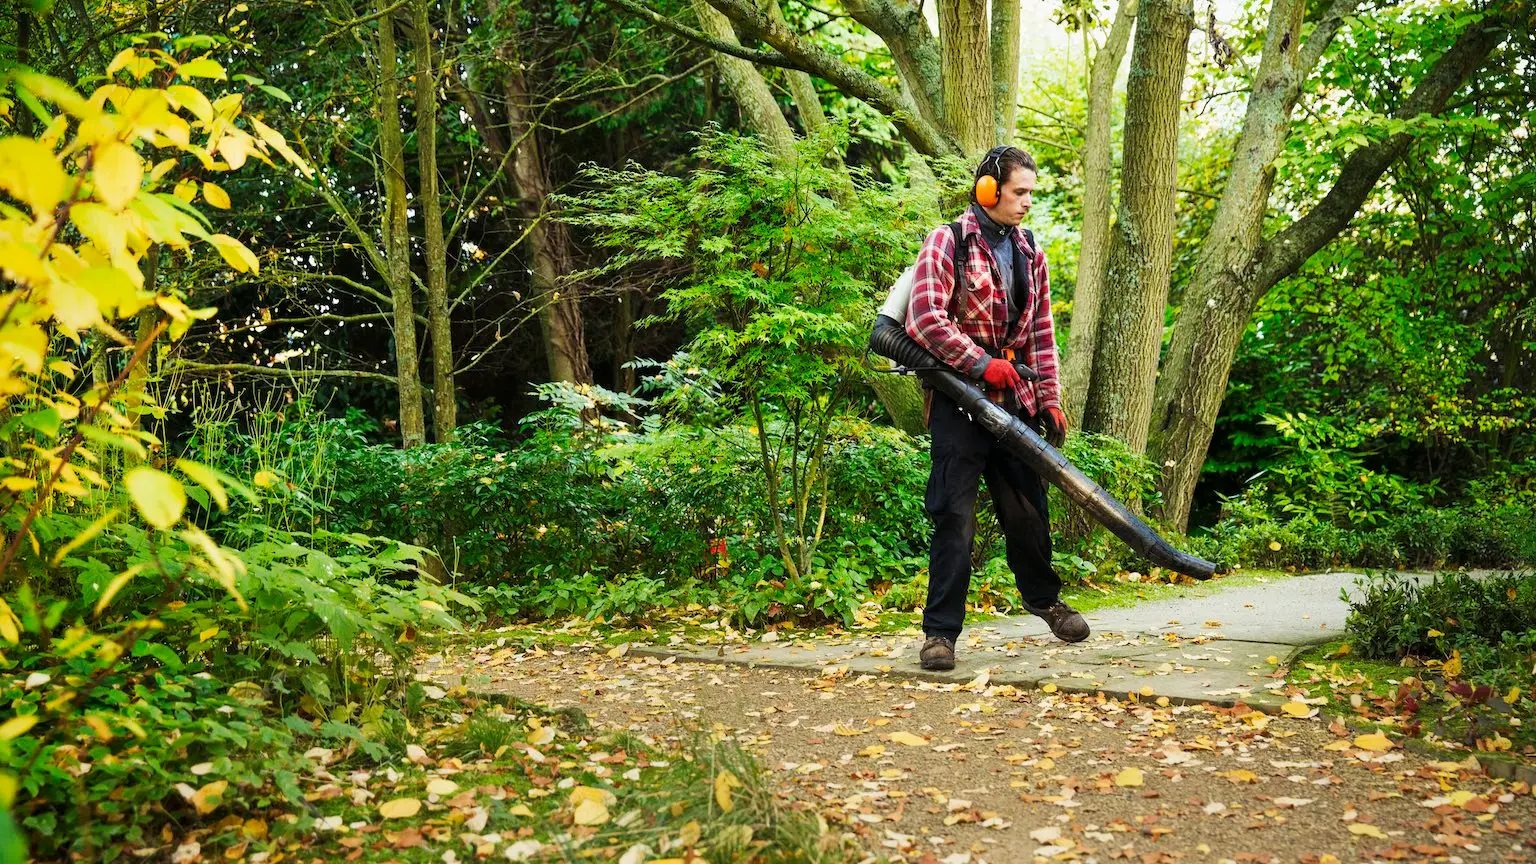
974, 145, 1017, 208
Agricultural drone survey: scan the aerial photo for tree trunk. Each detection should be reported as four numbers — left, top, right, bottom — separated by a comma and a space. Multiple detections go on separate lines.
413, 0, 457, 442
1145, 0, 1322, 529
840, 0, 944, 133
376, 3, 427, 446
692, 0, 797, 157
502, 50, 593, 385
764, 0, 829, 138
1147, 9, 1511, 530
1060, 0, 1137, 427
615, 288, 637, 393
938, 0, 994, 152
989, 0, 1020, 141
1081, 0, 1192, 453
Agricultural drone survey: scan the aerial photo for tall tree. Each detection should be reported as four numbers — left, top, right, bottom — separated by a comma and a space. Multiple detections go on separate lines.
690, 0, 796, 156
1081, 0, 1193, 451
1060, 0, 1138, 426
496, 2, 594, 386
1147, 4, 1515, 530
990, 0, 1022, 142
376, 1, 427, 446
413, 0, 457, 441
939, 0, 993, 152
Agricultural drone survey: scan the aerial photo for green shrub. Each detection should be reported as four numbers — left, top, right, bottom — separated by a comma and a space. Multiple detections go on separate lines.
1345, 570, 1536, 664
8, 508, 473, 859
327, 383, 933, 627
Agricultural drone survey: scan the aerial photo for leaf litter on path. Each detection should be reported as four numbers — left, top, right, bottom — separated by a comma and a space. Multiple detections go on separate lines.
424, 638, 1536, 863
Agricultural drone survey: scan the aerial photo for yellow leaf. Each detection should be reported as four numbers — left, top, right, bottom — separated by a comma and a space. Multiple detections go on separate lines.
199, 628, 219, 642
166, 85, 214, 124
713, 769, 741, 813
572, 798, 609, 825
0, 714, 38, 741
569, 786, 615, 808
125, 466, 186, 529
1323, 739, 1353, 751
0, 477, 35, 492
1268, 541, 1282, 551
0, 137, 68, 215
1220, 769, 1259, 783
1280, 702, 1313, 718
378, 797, 421, 819
73, 266, 144, 318
202, 182, 231, 209
1353, 733, 1393, 753
833, 725, 868, 736
1441, 649, 1461, 679
50, 508, 120, 565
191, 779, 228, 814
94, 563, 148, 614
425, 778, 458, 797
508, 804, 535, 817
888, 731, 928, 747
1040, 683, 1058, 693
1114, 767, 1144, 787
248, 116, 314, 177
1266, 655, 1280, 665
606, 642, 630, 659
177, 57, 228, 81
50, 279, 101, 331
1427, 629, 1444, 638
209, 233, 259, 274
858, 744, 886, 758
93, 140, 143, 210
176, 459, 228, 510
242, 819, 267, 839
252, 469, 279, 489
1506, 686, 1521, 704
1347, 823, 1388, 839
107, 48, 139, 77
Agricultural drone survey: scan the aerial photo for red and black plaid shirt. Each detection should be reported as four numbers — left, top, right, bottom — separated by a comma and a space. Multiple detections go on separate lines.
904, 208, 1061, 415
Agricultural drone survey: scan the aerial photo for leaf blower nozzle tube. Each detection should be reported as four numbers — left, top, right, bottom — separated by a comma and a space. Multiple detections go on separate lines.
869, 315, 1226, 581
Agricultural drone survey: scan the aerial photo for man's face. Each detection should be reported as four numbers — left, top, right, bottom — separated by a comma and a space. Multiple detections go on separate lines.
984, 166, 1036, 227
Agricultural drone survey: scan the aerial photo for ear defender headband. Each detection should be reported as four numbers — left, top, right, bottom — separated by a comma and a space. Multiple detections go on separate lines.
974, 145, 1017, 208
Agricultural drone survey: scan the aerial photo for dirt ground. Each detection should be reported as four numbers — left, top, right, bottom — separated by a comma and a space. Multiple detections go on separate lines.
428, 642, 1534, 864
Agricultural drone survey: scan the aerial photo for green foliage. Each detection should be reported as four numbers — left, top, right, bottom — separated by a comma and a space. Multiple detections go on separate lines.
1347, 571, 1536, 665
329, 381, 931, 628
560, 128, 938, 580
1206, 7, 1535, 513
0, 55, 471, 859
1343, 571, 1535, 748
1191, 412, 1536, 571
1247, 412, 1432, 529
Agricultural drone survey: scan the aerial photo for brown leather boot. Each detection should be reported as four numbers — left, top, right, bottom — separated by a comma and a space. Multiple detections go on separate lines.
919, 635, 956, 671
1023, 599, 1090, 643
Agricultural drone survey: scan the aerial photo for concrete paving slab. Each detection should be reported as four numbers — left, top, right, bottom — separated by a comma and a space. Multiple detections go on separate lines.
633, 571, 1463, 711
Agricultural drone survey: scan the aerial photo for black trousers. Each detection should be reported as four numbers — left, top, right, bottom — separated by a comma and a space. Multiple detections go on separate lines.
923, 391, 1060, 640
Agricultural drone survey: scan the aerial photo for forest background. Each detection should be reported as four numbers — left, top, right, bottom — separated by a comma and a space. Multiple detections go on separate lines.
0, 0, 1531, 857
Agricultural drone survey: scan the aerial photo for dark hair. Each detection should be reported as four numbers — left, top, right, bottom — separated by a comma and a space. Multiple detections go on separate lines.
973, 145, 1037, 190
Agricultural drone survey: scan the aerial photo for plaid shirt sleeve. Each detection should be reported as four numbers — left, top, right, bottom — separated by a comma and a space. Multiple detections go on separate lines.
905, 225, 988, 376
1026, 246, 1061, 409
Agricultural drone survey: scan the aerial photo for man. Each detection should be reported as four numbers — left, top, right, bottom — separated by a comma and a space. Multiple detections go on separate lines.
906, 145, 1088, 672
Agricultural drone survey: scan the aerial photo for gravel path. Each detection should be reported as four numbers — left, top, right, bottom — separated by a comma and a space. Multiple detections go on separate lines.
428, 642, 1534, 863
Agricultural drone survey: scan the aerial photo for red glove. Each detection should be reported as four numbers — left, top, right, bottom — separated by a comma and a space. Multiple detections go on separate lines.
1042, 406, 1068, 447
982, 358, 1022, 390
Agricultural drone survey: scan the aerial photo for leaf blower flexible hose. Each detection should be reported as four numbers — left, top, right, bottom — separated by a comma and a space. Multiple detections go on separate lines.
869, 315, 1225, 581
